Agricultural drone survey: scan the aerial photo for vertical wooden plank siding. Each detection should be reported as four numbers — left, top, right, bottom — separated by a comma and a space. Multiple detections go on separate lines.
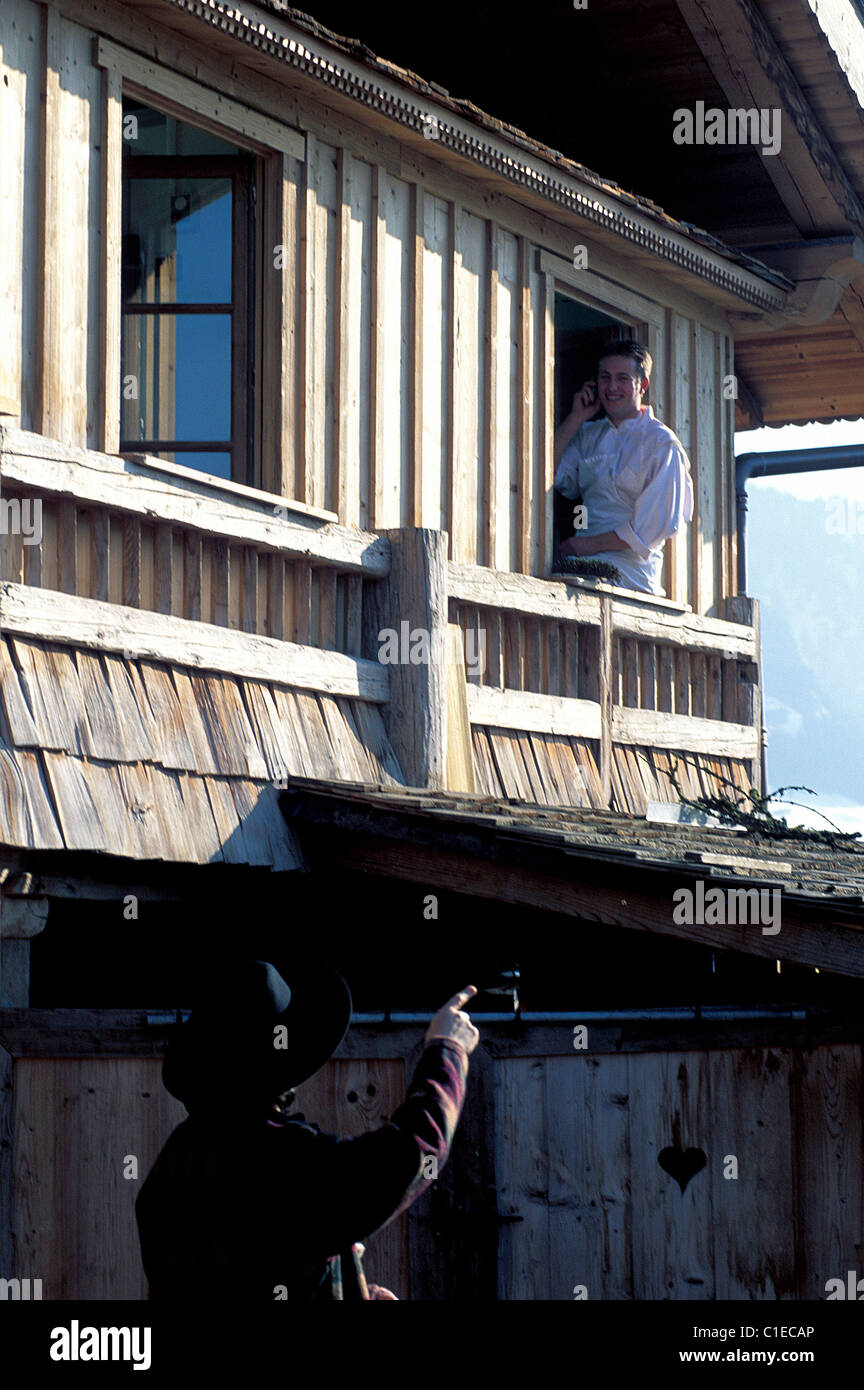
628, 1052, 715, 1299
38, 12, 101, 447
708, 1049, 797, 1298
451, 206, 485, 565
335, 152, 372, 530
723, 336, 738, 601
298, 135, 320, 509
494, 229, 520, 573
790, 1046, 864, 1300
184, 533, 202, 623
261, 152, 299, 499
0, 0, 42, 425
98, 65, 122, 454
530, 262, 552, 578
694, 323, 717, 616
420, 194, 450, 535
659, 309, 675, 600
495, 1056, 549, 1299
378, 171, 411, 529
408, 180, 424, 527
369, 164, 385, 532
716, 335, 728, 609
122, 517, 141, 608
538, 271, 556, 578
670, 313, 693, 610
484, 221, 498, 571
517, 238, 532, 575
36, 6, 62, 440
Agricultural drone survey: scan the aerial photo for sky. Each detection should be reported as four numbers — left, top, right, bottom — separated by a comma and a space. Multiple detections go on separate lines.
734, 415, 864, 838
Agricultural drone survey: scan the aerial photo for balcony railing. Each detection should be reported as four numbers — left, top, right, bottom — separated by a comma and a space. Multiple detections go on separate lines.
0, 426, 762, 812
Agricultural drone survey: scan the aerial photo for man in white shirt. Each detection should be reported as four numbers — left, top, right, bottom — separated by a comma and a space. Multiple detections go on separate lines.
553, 340, 693, 595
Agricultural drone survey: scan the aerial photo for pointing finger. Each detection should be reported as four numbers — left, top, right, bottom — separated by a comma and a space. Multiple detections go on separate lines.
446, 985, 477, 1010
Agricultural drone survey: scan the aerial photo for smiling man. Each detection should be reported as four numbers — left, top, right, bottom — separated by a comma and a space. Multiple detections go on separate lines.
553, 340, 693, 595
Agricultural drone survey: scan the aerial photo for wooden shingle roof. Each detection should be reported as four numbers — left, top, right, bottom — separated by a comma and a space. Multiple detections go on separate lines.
0, 636, 403, 868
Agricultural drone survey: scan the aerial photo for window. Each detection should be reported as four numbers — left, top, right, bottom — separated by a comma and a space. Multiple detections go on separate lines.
553, 293, 630, 555
120, 100, 257, 482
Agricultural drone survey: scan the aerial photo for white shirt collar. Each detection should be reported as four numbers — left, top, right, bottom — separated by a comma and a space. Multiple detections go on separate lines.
614, 404, 654, 431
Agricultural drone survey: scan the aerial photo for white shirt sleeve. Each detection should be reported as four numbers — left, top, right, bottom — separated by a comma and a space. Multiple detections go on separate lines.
614, 441, 694, 559
554, 436, 582, 499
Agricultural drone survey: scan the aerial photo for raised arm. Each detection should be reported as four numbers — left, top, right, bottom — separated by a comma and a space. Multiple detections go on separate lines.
277, 988, 480, 1258
554, 379, 601, 471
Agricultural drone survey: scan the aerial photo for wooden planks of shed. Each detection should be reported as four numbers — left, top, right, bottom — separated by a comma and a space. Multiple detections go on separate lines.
12, 1058, 186, 1298
496, 1045, 864, 1300
10, 1054, 409, 1299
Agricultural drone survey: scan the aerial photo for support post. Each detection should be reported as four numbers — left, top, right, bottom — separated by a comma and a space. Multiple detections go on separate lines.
0, 1042, 12, 1277
0, 895, 49, 1006
723, 594, 764, 793
363, 529, 448, 789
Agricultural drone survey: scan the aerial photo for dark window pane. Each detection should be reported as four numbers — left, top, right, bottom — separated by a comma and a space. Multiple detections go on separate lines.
121, 314, 231, 443
123, 178, 232, 304
122, 101, 241, 157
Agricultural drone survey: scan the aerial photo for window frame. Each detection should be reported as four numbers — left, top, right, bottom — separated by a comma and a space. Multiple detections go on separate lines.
119, 147, 255, 483
97, 39, 306, 505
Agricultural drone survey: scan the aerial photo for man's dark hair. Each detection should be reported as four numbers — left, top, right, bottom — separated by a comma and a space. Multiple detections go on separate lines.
598, 338, 652, 385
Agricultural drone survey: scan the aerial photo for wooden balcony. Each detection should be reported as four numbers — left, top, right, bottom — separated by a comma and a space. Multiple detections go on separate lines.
0, 426, 761, 817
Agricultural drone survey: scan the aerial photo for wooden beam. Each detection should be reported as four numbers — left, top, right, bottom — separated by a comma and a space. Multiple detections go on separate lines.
94, 37, 306, 160
448, 561, 756, 656
674, 0, 864, 233
0, 433, 389, 576
449, 562, 602, 624
306, 832, 864, 978
0, 582, 389, 701
466, 684, 601, 740
363, 529, 448, 787
612, 706, 759, 758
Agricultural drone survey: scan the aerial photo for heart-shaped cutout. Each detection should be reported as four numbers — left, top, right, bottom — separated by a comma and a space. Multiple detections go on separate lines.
658, 1145, 707, 1194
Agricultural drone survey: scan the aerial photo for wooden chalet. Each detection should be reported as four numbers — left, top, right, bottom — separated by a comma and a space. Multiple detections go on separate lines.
1, 0, 864, 1301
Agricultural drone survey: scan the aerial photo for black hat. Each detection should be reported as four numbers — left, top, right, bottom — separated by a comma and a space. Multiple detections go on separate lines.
162, 959, 352, 1110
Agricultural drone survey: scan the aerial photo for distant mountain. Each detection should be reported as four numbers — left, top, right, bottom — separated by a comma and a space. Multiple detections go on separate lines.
746, 486, 864, 803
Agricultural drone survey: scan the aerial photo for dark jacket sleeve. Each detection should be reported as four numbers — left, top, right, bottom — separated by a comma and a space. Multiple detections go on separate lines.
275, 1039, 469, 1259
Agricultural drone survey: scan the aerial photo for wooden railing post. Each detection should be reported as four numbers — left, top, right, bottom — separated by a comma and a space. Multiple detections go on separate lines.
363, 528, 449, 789
723, 594, 764, 793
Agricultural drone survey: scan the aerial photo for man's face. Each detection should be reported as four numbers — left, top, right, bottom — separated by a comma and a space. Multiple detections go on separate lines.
597, 355, 647, 425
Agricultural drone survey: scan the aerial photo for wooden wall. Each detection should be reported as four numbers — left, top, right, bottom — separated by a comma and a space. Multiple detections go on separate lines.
1, 0, 738, 615
11, 1040, 859, 1301
497, 1044, 864, 1301
10, 1053, 408, 1299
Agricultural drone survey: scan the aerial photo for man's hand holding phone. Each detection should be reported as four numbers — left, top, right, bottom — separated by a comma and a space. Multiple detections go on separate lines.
571, 378, 601, 427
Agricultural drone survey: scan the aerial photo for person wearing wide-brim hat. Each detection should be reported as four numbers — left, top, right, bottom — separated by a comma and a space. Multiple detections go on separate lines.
135, 959, 478, 1301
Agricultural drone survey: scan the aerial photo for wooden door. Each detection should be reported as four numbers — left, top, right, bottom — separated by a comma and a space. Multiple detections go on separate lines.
495, 1046, 864, 1300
